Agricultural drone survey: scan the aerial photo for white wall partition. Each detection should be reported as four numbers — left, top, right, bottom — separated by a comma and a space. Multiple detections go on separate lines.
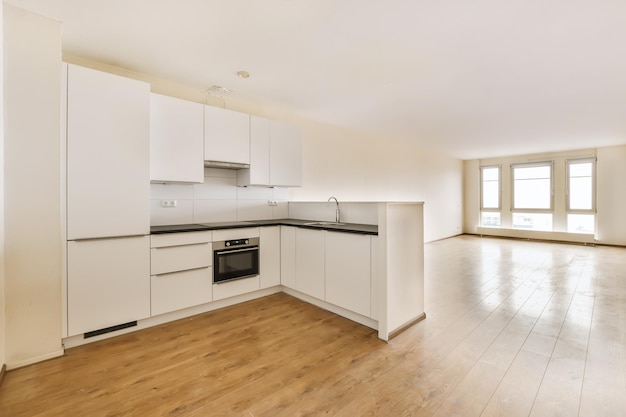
596, 145, 626, 246
3, 5, 63, 369
377, 203, 425, 341
0, 3, 5, 370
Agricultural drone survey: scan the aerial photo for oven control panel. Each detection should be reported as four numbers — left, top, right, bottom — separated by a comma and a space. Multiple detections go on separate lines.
225, 239, 250, 247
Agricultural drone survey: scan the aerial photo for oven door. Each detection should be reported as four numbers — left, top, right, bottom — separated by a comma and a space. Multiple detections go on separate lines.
213, 244, 259, 284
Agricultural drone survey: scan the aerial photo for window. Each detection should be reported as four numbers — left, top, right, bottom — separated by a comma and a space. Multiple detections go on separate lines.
511, 162, 553, 231
480, 166, 500, 227
567, 158, 595, 234
511, 162, 553, 210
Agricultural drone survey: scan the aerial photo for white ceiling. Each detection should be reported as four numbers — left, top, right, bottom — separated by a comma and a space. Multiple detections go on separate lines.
7, 0, 626, 159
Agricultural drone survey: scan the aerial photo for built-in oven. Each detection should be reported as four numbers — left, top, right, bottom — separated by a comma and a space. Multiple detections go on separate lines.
213, 237, 260, 284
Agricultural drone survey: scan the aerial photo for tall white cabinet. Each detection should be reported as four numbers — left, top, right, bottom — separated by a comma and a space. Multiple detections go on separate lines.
66, 64, 150, 239
65, 64, 151, 337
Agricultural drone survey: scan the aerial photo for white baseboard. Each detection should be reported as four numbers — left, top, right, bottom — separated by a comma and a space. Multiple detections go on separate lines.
281, 287, 378, 332
475, 227, 595, 244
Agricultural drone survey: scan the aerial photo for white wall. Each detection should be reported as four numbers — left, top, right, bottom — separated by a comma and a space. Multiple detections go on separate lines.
3, 5, 63, 368
289, 122, 464, 243
596, 145, 626, 245
464, 146, 626, 246
0, 2, 5, 370
463, 159, 480, 233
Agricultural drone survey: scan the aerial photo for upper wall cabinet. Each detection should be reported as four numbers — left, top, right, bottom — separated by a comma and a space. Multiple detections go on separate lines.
66, 64, 150, 240
238, 116, 302, 187
150, 93, 204, 183
204, 105, 250, 166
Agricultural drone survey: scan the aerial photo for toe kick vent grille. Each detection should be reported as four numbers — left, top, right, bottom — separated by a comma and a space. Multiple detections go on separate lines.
84, 321, 138, 339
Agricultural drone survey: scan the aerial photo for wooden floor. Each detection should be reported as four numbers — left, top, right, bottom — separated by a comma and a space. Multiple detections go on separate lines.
1, 235, 625, 416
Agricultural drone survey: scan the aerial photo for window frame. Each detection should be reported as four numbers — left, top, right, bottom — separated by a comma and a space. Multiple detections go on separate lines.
510, 161, 554, 212
480, 165, 501, 211
566, 157, 596, 213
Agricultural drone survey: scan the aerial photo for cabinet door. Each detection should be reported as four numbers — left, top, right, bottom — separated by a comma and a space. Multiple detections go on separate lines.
67, 236, 150, 336
66, 64, 150, 239
151, 267, 213, 316
280, 226, 296, 289
260, 226, 281, 289
150, 93, 204, 183
325, 232, 371, 317
270, 121, 302, 187
204, 105, 250, 165
295, 228, 325, 299
238, 116, 270, 186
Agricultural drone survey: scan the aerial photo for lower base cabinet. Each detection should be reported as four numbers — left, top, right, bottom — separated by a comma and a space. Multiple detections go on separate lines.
280, 226, 296, 289
213, 276, 260, 301
295, 228, 325, 300
151, 267, 213, 316
260, 226, 281, 289
67, 235, 150, 336
325, 232, 371, 317
150, 231, 213, 315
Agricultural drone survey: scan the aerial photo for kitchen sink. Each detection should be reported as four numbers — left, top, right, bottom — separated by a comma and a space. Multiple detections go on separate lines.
304, 221, 347, 226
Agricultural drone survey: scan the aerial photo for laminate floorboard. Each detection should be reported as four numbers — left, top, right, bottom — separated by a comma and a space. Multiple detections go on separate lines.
1, 235, 625, 416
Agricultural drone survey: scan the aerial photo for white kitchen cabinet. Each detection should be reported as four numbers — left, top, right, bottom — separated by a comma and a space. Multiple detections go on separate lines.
150, 231, 213, 316
295, 228, 325, 300
151, 268, 213, 316
66, 64, 150, 240
370, 236, 379, 320
150, 93, 204, 183
260, 226, 281, 289
238, 116, 302, 187
270, 120, 302, 186
280, 226, 297, 289
67, 236, 150, 336
204, 105, 250, 165
213, 277, 260, 301
325, 232, 371, 317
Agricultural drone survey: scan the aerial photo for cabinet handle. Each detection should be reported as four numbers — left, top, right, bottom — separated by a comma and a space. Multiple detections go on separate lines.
152, 242, 210, 249
153, 266, 210, 277
70, 234, 147, 242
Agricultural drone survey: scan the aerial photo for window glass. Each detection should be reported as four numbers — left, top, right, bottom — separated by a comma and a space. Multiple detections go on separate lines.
567, 214, 594, 234
481, 166, 500, 209
512, 164, 552, 210
481, 212, 500, 227
512, 213, 553, 231
568, 160, 594, 211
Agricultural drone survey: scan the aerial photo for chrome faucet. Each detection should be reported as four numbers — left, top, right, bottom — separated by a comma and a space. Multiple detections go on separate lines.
327, 196, 340, 223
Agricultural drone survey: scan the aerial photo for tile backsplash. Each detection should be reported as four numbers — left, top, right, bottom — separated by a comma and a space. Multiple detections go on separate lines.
150, 168, 289, 225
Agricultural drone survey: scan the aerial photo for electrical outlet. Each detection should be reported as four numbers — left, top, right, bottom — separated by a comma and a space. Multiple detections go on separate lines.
161, 200, 177, 208
268, 200, 278, 206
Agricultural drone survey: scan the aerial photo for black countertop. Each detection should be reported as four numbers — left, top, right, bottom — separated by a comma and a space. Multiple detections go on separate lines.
150, 219, 378, 235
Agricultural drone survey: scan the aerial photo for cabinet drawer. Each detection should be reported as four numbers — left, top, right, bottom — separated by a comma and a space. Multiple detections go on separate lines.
151, 267, 212, 316
212, 276, 260, 301
151, 231, 212, 248
151, 242, 212, 275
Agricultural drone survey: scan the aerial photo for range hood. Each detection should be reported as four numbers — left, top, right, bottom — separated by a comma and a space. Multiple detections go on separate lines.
203, 160, 250, 170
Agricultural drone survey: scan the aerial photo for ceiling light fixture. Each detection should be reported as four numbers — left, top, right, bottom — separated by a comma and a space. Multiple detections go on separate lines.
207, 85, 232, 96
237, 70, 250, 79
